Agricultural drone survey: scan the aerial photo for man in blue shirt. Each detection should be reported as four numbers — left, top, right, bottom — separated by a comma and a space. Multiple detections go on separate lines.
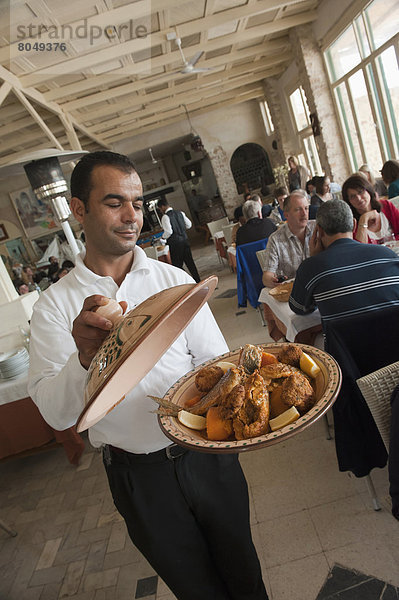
289, 200, 399, 321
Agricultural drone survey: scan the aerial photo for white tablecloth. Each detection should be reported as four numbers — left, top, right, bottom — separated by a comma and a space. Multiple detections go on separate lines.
0, 373, 29, 406
258, 288, 321, 342
156, 244, 170, 258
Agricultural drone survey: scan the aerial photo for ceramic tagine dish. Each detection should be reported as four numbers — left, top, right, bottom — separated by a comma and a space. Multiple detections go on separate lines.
76, 276, 218, 432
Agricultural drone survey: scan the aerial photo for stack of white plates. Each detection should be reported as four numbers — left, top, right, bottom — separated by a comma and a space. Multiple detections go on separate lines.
0, 347, 30, 379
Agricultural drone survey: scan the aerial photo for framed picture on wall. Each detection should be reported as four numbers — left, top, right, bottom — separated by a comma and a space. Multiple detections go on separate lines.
10, 187, 62, 240
0, 223, 9, 241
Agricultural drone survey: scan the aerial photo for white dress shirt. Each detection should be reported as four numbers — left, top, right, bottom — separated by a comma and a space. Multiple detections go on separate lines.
161, 207, 192, 239
28, 246, 228, 453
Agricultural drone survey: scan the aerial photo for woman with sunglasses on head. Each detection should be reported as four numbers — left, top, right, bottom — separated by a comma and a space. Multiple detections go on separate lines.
342, 174, 399, 244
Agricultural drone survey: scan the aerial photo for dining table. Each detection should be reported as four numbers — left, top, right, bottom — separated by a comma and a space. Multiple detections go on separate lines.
258, 287, 323, 346
0, 374, 85, 465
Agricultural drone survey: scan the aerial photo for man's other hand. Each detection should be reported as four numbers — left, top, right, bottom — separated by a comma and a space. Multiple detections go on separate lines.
309, 225, 324, 256
72, 295, 115, 370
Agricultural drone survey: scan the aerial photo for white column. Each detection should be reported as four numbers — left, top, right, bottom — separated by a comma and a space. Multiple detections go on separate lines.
0, 258, 18, 305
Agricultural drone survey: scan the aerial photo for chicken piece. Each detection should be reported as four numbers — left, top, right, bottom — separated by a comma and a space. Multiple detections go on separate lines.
233, 371, 270, 440
190, 367, 245, 415
260, 363, 297, 380
195, 365, 224, 393
239, 344, 263, 374
277, 344, 303, 367
219, 384, 245, 420
281, 371, 315, 414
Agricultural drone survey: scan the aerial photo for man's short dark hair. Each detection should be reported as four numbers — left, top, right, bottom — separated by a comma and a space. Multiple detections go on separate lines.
316, 200, 354, 235
157, 197, 169, 208
70, 151, 136, 210
273, 186, 288, 199
233, 206, 243, 220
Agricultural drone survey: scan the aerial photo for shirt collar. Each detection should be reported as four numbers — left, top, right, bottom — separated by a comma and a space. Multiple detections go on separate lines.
73, 244, 151, 286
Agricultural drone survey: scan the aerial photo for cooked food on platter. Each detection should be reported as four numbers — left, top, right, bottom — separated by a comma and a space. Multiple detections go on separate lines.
155, 343, 342, 453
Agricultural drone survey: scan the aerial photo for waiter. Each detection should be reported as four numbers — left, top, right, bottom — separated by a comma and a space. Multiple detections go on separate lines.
28, 151, 268, 600
158, 197, 200, 282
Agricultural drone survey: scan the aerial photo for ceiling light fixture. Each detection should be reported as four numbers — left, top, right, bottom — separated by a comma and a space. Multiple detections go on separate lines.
148, 148, 158, 164
180, 104, 204, 152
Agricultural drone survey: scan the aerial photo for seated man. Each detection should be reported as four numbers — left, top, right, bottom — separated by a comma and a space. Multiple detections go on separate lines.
236, 199, 276, 246
289, 199, 399, 319
262, 190, 315, 287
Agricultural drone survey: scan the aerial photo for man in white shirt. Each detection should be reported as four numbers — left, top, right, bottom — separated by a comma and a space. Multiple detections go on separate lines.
262, 190, 315, 287
158, 197, 200, 282
28, 151, 268, 600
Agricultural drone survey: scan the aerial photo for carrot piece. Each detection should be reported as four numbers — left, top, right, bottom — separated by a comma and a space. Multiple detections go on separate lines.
184, 395, 202, 409
270, 386, 289, 419
206, 406, 233, 441
261, 352, 278, 367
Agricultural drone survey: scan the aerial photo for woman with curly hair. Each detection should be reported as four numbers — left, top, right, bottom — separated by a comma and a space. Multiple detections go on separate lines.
342, 173, 399, 244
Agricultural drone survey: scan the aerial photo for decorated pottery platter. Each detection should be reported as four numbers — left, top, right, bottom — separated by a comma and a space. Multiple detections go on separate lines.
158, 343, 342, 453
76, 276, 218, 432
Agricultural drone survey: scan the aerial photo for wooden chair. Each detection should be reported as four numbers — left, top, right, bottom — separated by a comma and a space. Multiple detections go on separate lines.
222, 223, 236, 247
207, 217, 229, 241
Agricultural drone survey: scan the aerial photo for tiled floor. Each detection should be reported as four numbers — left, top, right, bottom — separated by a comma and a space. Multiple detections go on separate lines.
1, 242, 398, 600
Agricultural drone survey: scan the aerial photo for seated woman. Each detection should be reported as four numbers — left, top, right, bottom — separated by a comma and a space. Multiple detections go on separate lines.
342, 174, 399, 244
381, 159, 399, 199
359, 163, 387, 198
269, 186, 288, 225
310, 176, 332, 208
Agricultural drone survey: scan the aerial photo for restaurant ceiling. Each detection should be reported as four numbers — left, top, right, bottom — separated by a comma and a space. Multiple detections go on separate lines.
0, 0, 319, 164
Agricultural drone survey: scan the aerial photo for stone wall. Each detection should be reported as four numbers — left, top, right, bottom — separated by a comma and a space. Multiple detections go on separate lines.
207, 145, 242, 219
289, 24, 350, 183
262, 78, 293, 168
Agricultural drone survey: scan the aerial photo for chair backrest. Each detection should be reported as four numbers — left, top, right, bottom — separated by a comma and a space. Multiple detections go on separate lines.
256, 249, 268, 271
322, 306, 399, 476
143, 246, 158, 260
236, 238, 268, 309
357, 361, 399, 451
222, 223, 236, 246
207, 217, 229, 239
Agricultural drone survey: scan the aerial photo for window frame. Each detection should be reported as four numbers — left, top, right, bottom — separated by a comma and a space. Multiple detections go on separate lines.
323, 0, 399, 172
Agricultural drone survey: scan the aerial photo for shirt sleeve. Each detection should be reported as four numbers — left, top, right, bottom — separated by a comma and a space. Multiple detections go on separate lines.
182, 211, 192, 230
289, 262, 316, 315
161, 214, 173, 239
28, 300, 88, 431
263, 236, 279, 273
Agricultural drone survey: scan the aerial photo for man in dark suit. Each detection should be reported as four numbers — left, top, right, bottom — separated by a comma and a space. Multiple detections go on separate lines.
236, 199, 276, 246
158, 198, 200, 282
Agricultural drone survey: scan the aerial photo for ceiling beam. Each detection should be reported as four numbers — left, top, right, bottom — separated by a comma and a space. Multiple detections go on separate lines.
86, 60, 280, 128
102, 82, 264, 140
0, 0, 191, 64
20, 9, 315, 86
91, 67, 283, 133
12, 88, 64, 150
43, 36, 288, 102
105, 89, 264, 143
61, 42, 290, 113
0, 82, 12, 108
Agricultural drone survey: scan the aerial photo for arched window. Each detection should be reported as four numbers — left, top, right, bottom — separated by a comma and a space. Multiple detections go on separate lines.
230, 143, 274, 194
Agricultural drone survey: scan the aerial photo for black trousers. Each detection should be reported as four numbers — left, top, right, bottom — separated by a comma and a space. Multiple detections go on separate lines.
168, 240, 200, 283
104, 446, 268, 600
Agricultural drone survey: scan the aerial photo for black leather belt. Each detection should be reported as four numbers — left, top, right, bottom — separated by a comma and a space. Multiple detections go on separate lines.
104, 443, 187, 465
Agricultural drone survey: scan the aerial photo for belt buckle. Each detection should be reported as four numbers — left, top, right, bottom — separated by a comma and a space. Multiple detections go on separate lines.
166, 444, 184, 460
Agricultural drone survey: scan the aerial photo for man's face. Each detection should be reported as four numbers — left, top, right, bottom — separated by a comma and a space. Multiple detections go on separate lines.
72, 165, 144, 257
285, 195, 309, 229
